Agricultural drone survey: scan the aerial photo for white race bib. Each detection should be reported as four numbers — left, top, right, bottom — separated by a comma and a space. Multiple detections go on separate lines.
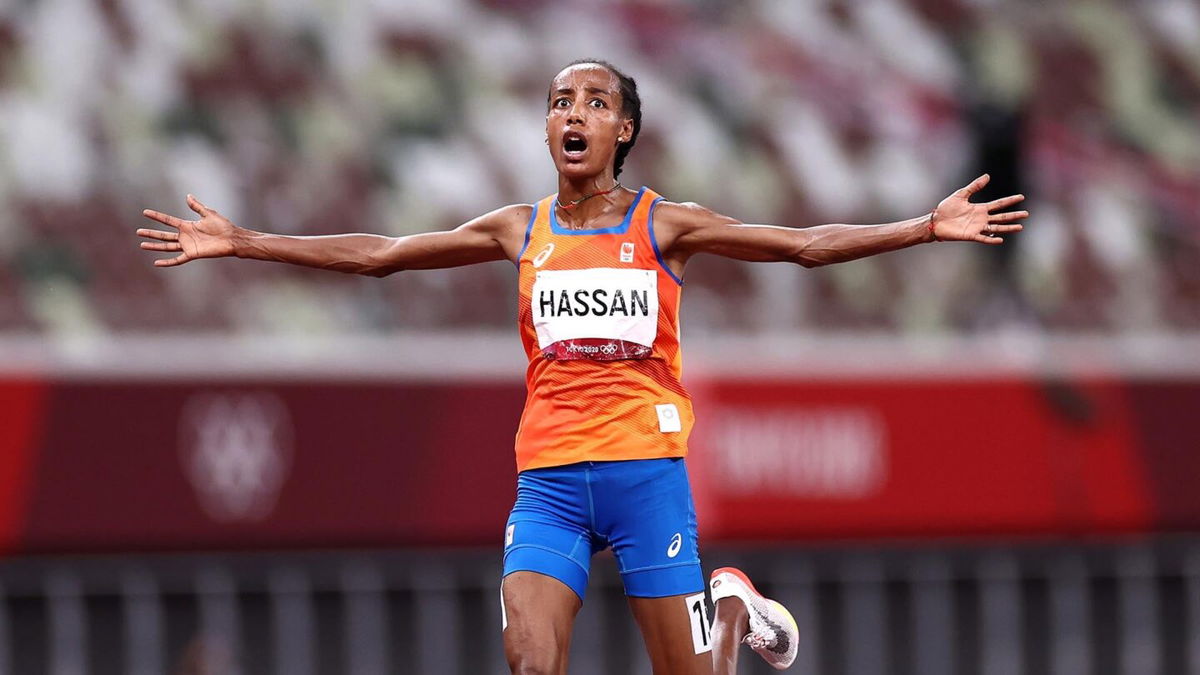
532, 268, 659, 361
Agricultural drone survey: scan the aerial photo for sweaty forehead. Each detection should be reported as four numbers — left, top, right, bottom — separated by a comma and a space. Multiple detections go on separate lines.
550, 64, 620, 95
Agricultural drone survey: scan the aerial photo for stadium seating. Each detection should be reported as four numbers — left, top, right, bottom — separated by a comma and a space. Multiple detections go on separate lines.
0, 0, 1196, 336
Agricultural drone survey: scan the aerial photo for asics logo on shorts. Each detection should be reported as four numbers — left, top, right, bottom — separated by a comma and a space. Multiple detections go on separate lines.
667, 532, 682, 558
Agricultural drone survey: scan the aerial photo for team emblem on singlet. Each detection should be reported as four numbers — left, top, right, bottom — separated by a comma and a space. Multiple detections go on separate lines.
532, 267, 659, 361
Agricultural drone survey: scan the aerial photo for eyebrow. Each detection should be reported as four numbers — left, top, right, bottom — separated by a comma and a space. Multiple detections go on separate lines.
553, 86, 615, 96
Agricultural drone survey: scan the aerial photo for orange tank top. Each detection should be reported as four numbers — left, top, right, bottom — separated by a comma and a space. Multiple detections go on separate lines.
513, 187, 694, 472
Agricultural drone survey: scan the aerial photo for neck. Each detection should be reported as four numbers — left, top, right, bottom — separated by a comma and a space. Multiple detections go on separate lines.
557, 172, 619, 204
554, 173, 626, 226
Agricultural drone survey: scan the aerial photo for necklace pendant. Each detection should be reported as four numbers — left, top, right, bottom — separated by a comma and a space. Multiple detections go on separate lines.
556, 182, 622, 212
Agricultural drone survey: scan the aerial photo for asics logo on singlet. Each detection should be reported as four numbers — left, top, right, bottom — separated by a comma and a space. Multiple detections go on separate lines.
667, 532, 683, 558
532, 243, 555, 268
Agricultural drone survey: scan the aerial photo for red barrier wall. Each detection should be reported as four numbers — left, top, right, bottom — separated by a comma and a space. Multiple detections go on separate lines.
13, 382, 523, 553
1, 376, 1197, 553
687, 378, 1157, 541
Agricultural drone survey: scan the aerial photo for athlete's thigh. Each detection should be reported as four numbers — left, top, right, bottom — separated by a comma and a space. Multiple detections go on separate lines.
502, 464, 594, 674
502, 571, 582, 675
628, 593, 714, 675
597, 459, 711, 673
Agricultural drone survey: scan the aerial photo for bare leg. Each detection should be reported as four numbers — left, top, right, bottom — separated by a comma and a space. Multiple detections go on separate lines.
710, 597, 750, 675
627, 594, 716, 674
502, 571, 582, 675
628, 593, 751, 675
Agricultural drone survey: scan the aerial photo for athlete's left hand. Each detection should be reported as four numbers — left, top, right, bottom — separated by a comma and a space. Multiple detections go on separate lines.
930, 174, 1027, 244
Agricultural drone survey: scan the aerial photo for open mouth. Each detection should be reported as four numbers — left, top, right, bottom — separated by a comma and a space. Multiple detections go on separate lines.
563, 132, 588, 157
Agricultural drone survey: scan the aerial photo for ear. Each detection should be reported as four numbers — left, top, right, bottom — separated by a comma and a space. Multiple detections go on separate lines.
617, 117, 634, 144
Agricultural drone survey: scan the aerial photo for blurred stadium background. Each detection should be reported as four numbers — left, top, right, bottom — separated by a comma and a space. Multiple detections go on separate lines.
1, 0, 1200, 673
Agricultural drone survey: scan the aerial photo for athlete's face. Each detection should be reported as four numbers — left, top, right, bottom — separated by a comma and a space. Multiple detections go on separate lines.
546, 65, 633, 181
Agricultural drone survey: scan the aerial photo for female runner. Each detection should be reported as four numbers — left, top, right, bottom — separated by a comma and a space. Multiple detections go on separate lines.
139, 60, 1027, 674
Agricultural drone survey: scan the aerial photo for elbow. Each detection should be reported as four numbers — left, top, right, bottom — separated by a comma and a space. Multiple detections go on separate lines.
789, 245, 823, 269
788, 237, 821, 269
328, 261, 390, 277
360, 240, 407, 278
360, 251, 404, 278
362, 264, 400, 278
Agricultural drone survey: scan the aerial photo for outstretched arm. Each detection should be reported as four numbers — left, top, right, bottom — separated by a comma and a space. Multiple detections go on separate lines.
138, 195, 528, 277
658, 174, 1026, 272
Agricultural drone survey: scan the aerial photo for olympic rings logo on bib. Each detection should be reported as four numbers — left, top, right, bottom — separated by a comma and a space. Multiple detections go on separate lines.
532, 268, 658, 362
545, 338, 652, 361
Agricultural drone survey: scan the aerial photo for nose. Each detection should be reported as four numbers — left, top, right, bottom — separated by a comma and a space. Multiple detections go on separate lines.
567, 99, 586, 125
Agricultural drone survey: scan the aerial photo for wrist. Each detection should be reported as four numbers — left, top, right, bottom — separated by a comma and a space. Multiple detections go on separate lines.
925, 210, 940, 242
230, 227, 255, 258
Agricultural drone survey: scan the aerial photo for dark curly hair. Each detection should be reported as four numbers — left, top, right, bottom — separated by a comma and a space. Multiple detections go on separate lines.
550, 59, 642, 178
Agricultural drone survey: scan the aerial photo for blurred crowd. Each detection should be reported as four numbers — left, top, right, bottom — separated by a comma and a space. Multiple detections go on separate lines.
1, 0, 1198, 338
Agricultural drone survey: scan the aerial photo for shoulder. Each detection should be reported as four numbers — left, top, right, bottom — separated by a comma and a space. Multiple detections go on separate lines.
472, 203, 535, 228
461, 203, 536, 238
648, 200, 741, 257
650, 200, 740, 232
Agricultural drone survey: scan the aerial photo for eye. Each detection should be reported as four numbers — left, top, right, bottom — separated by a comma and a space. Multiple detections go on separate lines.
554, 98, 570, 108
589, 99, 605, 108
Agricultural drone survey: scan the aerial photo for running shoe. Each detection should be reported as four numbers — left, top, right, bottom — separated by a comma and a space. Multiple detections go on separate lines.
709, 567, 798, 670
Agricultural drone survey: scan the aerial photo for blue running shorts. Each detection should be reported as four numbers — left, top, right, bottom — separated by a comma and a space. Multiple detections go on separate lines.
502, 457, 703, 601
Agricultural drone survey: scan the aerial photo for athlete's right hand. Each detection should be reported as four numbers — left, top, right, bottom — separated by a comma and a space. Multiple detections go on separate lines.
138, 194, 239, 267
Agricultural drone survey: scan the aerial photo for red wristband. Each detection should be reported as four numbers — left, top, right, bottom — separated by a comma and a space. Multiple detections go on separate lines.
926, 212, 940, 242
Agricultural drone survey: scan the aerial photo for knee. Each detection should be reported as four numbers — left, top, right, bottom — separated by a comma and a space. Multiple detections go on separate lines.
505, 626, 565, 675
507, 650, 561, 675
511, 663, 556, 675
